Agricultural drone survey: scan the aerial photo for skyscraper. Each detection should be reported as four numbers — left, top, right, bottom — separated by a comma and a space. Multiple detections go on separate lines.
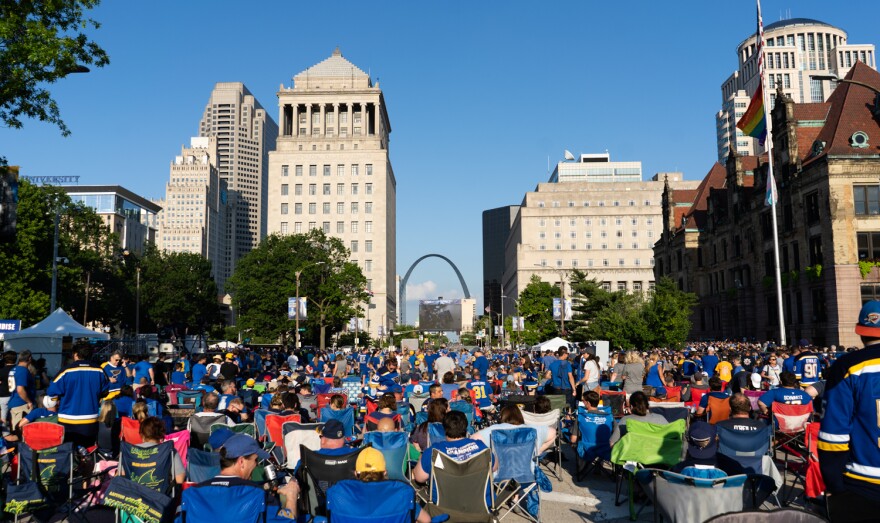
716, 18, 875, 163
198, 83, 278, 285
267, 49, 397, 338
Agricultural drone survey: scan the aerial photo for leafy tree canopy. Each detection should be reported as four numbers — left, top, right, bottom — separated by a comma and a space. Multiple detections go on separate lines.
517, 275, 561, 346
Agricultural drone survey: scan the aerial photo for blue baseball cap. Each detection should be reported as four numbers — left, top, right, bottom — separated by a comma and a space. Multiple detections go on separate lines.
321, 419, 345, 440
209, 427, 235, 450
856, 300, 880, 337
390, 384, 403, 394
220, 434, 269, 460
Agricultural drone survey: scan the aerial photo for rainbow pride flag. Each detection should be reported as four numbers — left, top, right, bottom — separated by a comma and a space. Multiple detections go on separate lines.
737, 83, 767, 146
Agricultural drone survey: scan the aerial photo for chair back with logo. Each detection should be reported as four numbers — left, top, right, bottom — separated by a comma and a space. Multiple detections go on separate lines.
707, 395, 732, 425
772, 402, 813, 435
319, 407, 355, 439
266, 413, 302, 452
362, 431, 409, 482
22, 422, 65, 450
176, 390, 204, 410
15, 441, 74, 502
185, 448, 220, 484
189, 413, 227, 449
717, 424, 772, 474
282, 422, 323, 471
121, 417, 143, 444
165, 430, 191, 468
298, 445, 363, 517
576, 408, 614, 480
179, 479, 266, 523
326, 479, 417, 523
427, 448, 493, 518
636, 469, 748, 522
164, 384, 186, 405
120, 441, 174, 495
101, 475, 173, 523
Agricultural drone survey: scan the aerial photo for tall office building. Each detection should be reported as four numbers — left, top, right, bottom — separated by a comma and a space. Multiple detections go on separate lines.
267, 49, 397, 338
716, 18, 875, 163
500, 153, 698, 307
482, 205, 519, 318
156, 137, 228, 291
198, 83, 278, 285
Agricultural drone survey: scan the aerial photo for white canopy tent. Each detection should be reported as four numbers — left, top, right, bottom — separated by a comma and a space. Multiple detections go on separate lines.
532, 337, 571, 353
1, 308, 109, 376
209, 340, 237, 349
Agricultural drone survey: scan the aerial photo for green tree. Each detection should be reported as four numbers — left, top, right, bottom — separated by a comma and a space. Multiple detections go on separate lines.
1, 0, 109, 140
642, 277, 697, 349
138, 246, 219, 334
227, 230, 367, 348
517, 275, 560, 346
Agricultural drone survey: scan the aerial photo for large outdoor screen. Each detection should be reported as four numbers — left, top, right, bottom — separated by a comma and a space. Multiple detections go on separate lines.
419, 300, 462, 331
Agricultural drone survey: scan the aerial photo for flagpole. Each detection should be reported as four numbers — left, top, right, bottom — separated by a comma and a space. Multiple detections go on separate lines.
755, 0, 787, 347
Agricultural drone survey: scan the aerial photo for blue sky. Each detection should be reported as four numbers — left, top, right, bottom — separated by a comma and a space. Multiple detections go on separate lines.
4, 1, 879, 323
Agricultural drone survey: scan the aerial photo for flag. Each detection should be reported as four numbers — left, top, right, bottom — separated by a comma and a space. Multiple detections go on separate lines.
736, 0, 768, 146
766, 170, 778, 207
485, 306, 490, 313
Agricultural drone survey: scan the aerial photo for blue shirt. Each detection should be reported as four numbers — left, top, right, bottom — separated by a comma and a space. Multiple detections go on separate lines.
473, 356, 490, 381
467, 381, 493, 408
101, 362, 126, 393
549, 359, 573, 390
759, 387, 811, 407
133, 361, 153, 384
24, 407, 54, 423
170, 371, 187, 385
191, 363, 207, 385
8, 365, 35, 409
115, 396, 134, 418
794, 353, 822, 385
702, 355, 719, 377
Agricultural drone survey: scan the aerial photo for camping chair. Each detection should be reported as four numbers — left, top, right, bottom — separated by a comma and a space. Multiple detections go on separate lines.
165, 429, 191, 469
421, 448, 515, 523
521, 408, 562, 480
491, 427, 540, 522
664, 385, 682, 403
705, 508, 827, 523
324, 479, 420, 523
253, 408, 272, 439
772, 402, 814, 451
121, 417, 143, 444
176, 390, 204, 410
778, 421, 824, 506
178, 476, 267, 523
266, 413, 302, 453
575, 408, 614, 481
409, 392, 431, 413
648, 402, 690, 425
342, 377, 362, 401
707, 395, 732, 425
239, 388, 259, 409
686, 387, 709, 410
362, 431, 410, 482
21, 421, 65, 450
101, 475, 173, 523
164, 384, 186, 405
397, 402, 415, 433
415, 411, 429, 427
119, 441, 176, 496
282, 422, 324, 471
636, 469, 776, 523
544, 394, 568, 414
743, 390, 764, 413
210, 422, 257, 438
427, 422, 446, 447
185, 447, 220, 484
188, 413, 228, 449
320, 407, 356, 439
7, 442, 76, 522
717, 424, 773, 475
600, 390, 627, 418
316, 393, 348, 418
449, 401, 476, 434
611, 418, 687, 521
297, 445, 364, 518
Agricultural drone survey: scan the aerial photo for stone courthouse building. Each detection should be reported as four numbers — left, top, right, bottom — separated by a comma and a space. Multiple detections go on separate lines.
655, 62, 880, 347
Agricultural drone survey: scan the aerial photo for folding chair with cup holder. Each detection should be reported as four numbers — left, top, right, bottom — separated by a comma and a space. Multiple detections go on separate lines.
7, 442, 76, 522
21, 421, 65, 450
185, 448, 220, 484
521, 407, 562, 480
491, 427, 540, 522
575, 407, 614, 481
266, 413, 302, 454
281, 421, 324, 471
119, 440, 176, 497
176, 390, 204, 411
297, 445, 364, 518
323, 479, 422, 523
320, 407, 356, 439
421, 448, 516, 523
188, 413, 228, 449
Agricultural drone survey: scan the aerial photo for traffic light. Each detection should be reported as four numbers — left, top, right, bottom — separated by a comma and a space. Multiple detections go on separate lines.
389, 329, 394, 338
0, 166, 19, 243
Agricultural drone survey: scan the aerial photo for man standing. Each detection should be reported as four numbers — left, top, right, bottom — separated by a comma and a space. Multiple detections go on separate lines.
7, 350, 35, 428
548, 347, 576, 407
819, 301, 880, 520
191, 354, 208, 386
47, 346, 109, 447
100, 350, 127, 400
473, 348, 490, 382
434, 349, 456, 382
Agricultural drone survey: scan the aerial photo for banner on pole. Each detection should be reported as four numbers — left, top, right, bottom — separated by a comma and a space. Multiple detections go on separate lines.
288, 297, 307, 320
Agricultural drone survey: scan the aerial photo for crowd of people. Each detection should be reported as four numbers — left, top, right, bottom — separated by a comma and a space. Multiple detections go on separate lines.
1, 302, 879, 521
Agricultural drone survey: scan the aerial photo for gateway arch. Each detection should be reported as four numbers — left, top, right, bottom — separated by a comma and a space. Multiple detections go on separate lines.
399, 254, 470, 325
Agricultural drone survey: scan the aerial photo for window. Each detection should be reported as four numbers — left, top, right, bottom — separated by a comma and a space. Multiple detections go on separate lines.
352, 165, 359, 176
323, 203, 330, 214
554, 232, 561, 239
603, 259, 609, 267
366, 183, 373, 195
309, 165, 317, 177
351, 240, 358, 253
295, 165, 303, 177
323, 184, 330, 195
351, 221, 358, 233
365, 259, 372, 272
586, 243, 592, 250
537, 202, 545, 208
858, 232, 880, 260
282, 165, 289, 177
365, 240, 373, 252
617, 243, 623, 249
280, 222, 288, 234
294, 203, 302, 215
618, 258, 625, 266
322, 222, 330, 233
295, 184, 302, 195
633, 282, 642, 291
281, 203, 289, 215
337, 202, 344, 214
366, 164, 373, 176
337, 221, 344, 233
862, 284, 880, 304
365, 202, 373, 213
613, 201, 620, 207
337, 164, 345, 176
568, 201, 575, 207
617, 282, 627, 291
854, 185, 880, 216
365, 221, 372, 233
294, 222, 302, 233
308, 203, 316, 214
281, 184, 289, 196
805, 191, 820, 225
337, 183, 344, 195
602, 281, 611, 290
351, 202, 359, 214
809, 235, 823, 266
539, 219, 546, 227
309, 184, 316, 195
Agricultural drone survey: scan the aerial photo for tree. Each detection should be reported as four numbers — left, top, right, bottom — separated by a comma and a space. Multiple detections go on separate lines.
0, 0, 109, 139
642, 277, 698, 349
138, 246, 220, 335
226, 230, 368, 348
517, 275, 560, 346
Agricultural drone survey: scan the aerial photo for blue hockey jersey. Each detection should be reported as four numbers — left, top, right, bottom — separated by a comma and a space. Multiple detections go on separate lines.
47, 361, 109, 425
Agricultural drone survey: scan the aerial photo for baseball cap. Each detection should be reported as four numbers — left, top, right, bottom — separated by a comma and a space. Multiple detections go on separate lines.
686, 421, 717, 460
221, 434, 269, 460
43, 396, 58, 409
225, 353, 234, 360
209, 427, 235, 450
356, 447, 386, 473
750, 373, 763, 389
246, 378, 256, 387
412, 384, 424, 394
321, 419, 345, 440
856, 301, 880, 337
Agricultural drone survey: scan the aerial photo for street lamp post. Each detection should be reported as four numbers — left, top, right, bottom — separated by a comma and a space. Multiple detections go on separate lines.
50, 208, 60, 313
135, 267, 141, 337
295, 261, 325, 349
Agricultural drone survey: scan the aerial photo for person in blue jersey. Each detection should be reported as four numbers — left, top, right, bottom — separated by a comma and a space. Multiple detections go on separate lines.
424, 349, 438, 381
191, 354, 208, 386
794, 347, 822, 387
375, 357, 400, 391
757, 371, 811, 415
170, 361, 187, 385
819, 301, 880, 521
7, 350, 36, 428
357, 347, 370, 384
100, 350, 128, 400
47, 346, 109, 447
548, 347, 576, 407
472, 348, 490, 381
466, 372, 495, 413
695, 376, 731, 419
131, 355, 155, 386
681, 353, 702, 379
701, 347, 719, 378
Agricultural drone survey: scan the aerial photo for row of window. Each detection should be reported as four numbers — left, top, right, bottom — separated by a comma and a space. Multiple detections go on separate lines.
281, 183, 373, 196
537, 217, 655, 227
539, 229, 654, 240
279, 221, 374, 235
539, 242, 653, 251
537, 258, 655, 268
282, 164, 373, 177
280, 202, 374, 215
536, 199, 653, 208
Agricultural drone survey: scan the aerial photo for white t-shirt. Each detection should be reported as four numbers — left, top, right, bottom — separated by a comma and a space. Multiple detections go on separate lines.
583, 360, 601, 384
763, 364, 782, 386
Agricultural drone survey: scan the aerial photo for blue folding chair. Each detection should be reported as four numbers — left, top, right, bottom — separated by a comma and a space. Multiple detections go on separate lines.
575, 407, 614, 480
253, 409, 272, 440
177, 480, 266, 523
717, 424, 773, 475
427, 422, 445, 447
186, 448, 221, 483
414, 411, 428, 427
362, 431, 409, 482
323, 479, 418, 523
449, 401, 476, 434
320, 408, 356, 439
396, 403, 414, 433
176, 390, 204, 411
491, 427, 539, 522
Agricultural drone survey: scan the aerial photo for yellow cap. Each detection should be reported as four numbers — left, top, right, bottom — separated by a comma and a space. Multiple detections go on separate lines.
356, 447, 386, 473
246, 378, 256, 387
226, 353, 234, 360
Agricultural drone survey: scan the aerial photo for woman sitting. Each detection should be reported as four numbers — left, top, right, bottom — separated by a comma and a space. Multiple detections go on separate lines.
609, 391, 668, 446
364, 393, 402, 432
473, 405, 556, 454
119, 416, 185, 486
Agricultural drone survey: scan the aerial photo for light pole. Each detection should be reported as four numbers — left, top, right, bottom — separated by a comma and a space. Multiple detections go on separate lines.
295, 261, 325, 349
135, 266, 141, 338
499, 285, 505, 350
50, 208, 60, 313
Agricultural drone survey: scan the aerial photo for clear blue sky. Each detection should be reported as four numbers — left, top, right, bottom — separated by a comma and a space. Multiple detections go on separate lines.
3, 1, 879, 323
